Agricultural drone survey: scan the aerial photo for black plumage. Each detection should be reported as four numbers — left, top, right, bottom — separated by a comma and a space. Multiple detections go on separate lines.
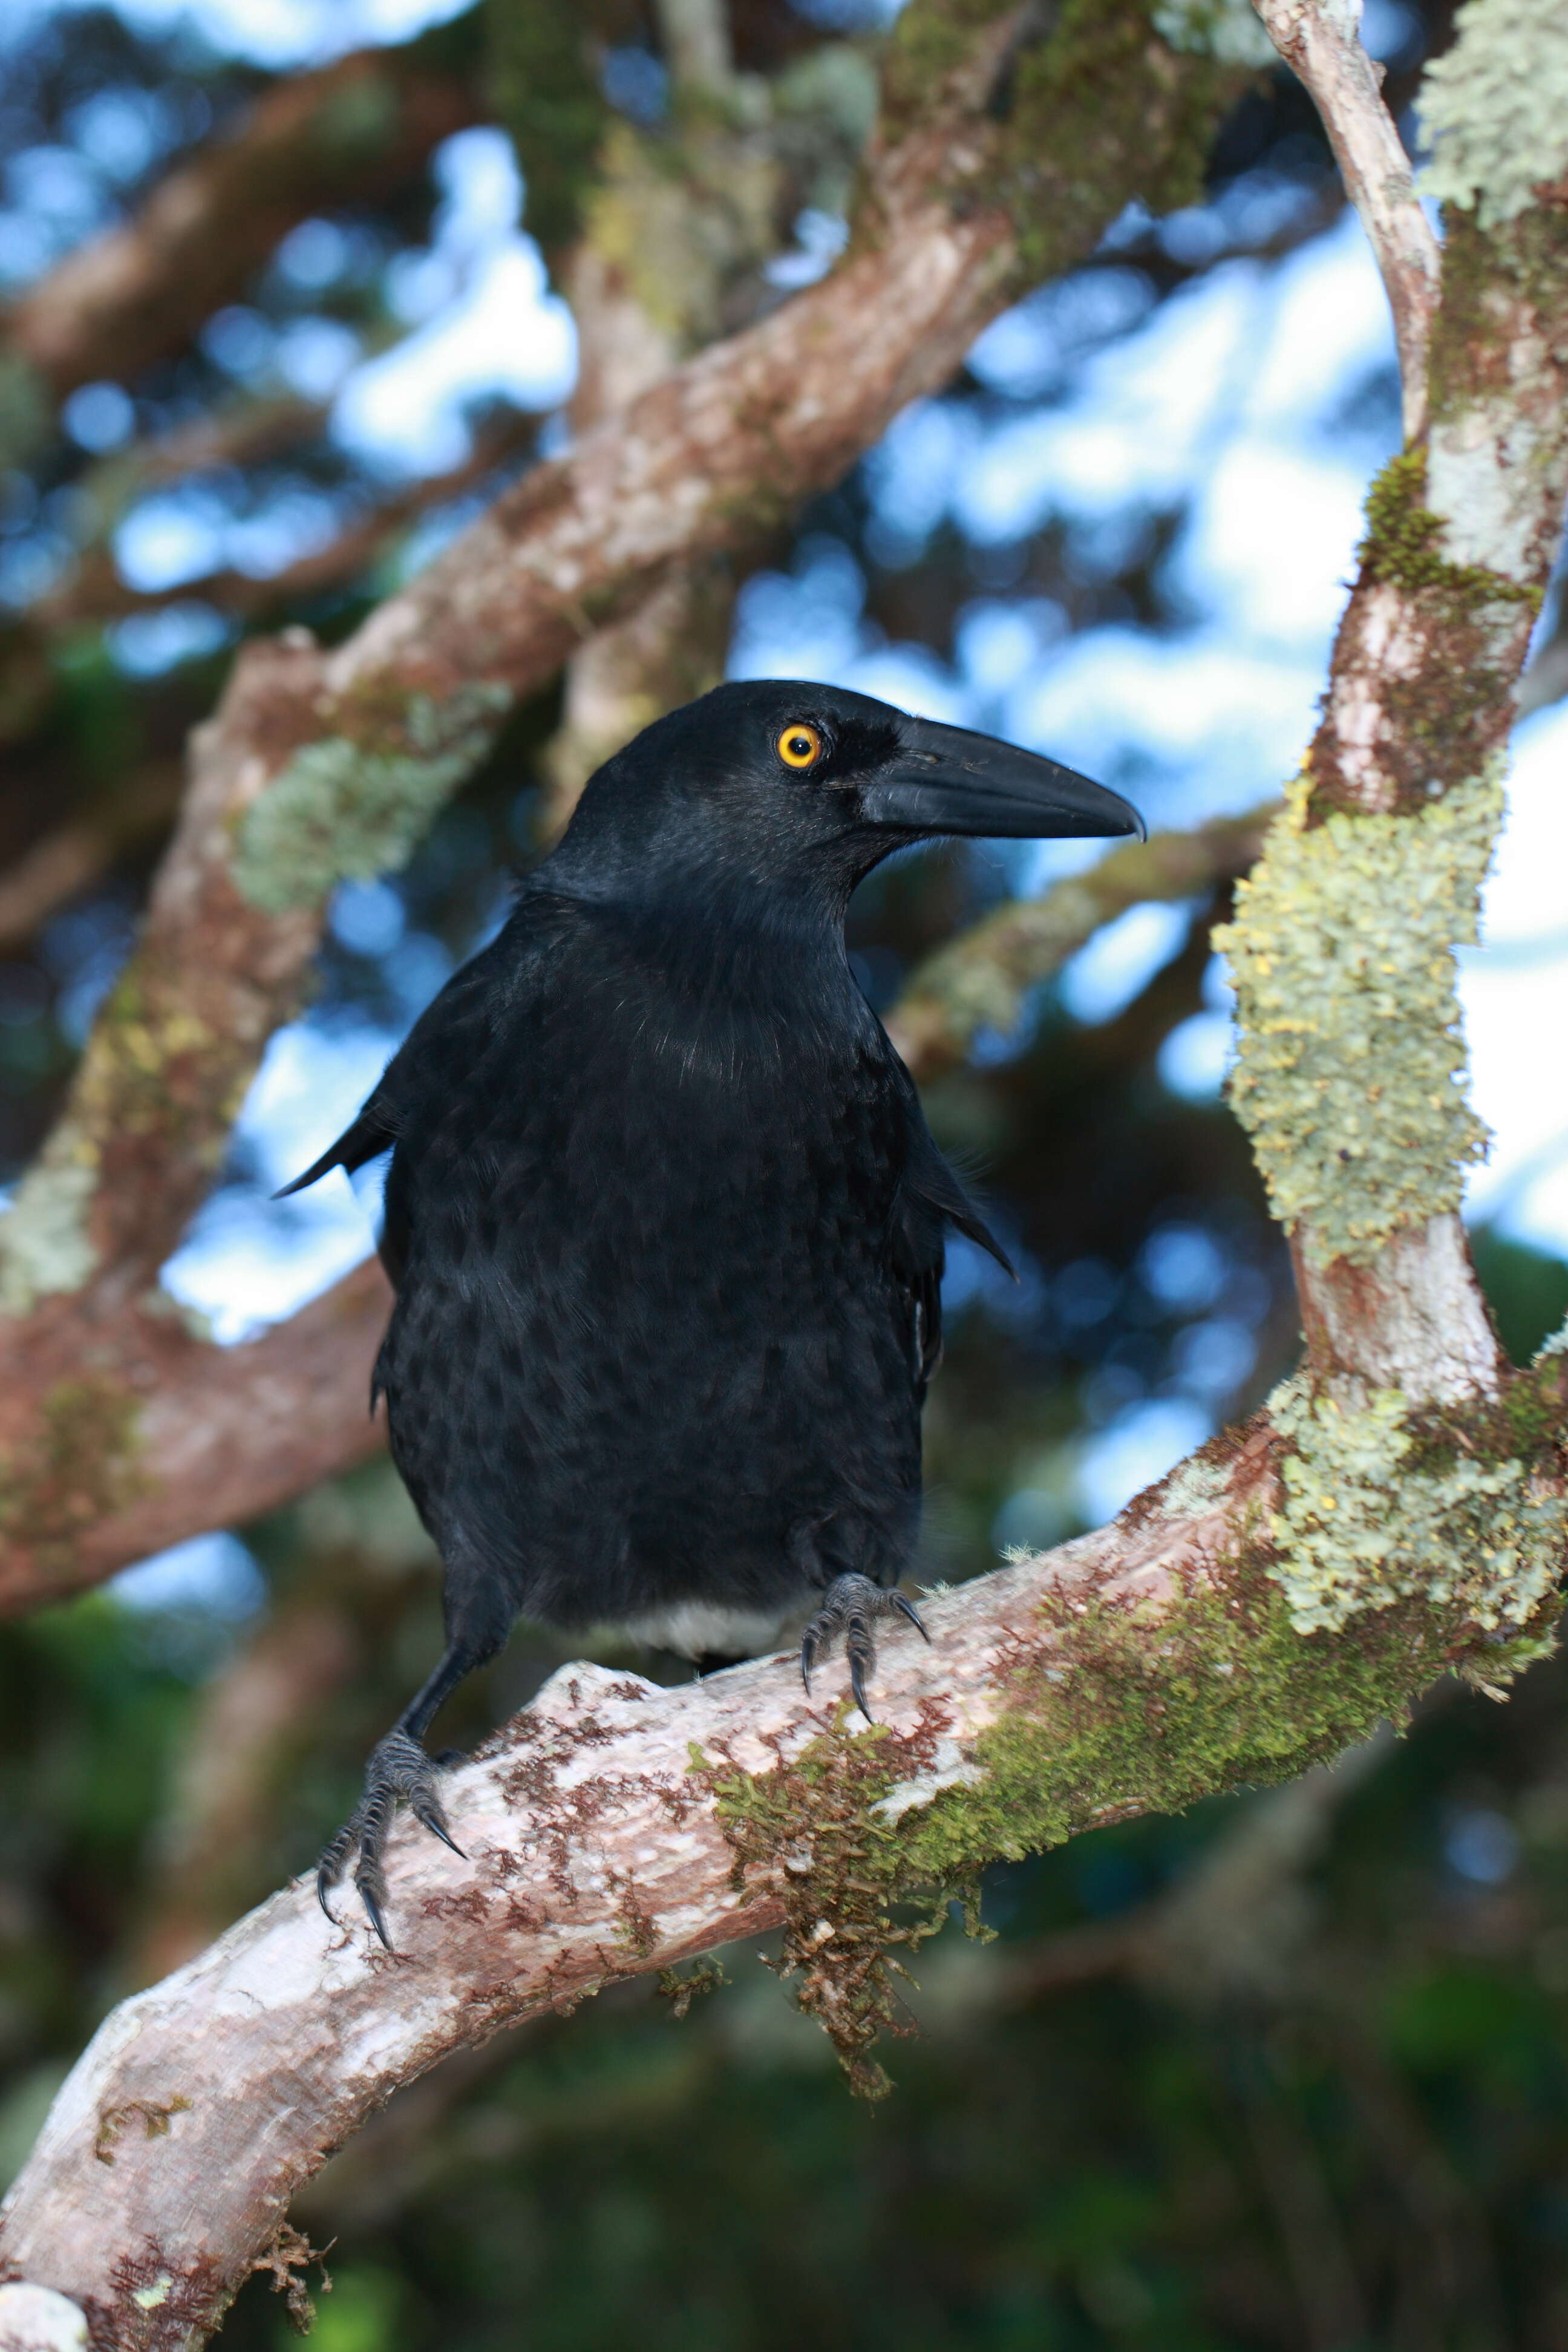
285, 679, 1142, 1940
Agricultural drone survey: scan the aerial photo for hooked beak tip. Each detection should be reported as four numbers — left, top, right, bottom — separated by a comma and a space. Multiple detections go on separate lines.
867, 718, 1146, 846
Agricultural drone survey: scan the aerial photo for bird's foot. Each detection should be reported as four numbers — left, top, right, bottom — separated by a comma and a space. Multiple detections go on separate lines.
316, 1728, 465, 1949
800, 1573, 929, 1723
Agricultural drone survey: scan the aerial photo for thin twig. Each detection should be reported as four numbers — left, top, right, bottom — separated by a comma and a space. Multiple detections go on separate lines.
1252, 0, 1440, 440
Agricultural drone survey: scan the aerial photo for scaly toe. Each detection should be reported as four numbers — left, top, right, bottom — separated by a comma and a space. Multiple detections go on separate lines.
315, 1731, 462, 1947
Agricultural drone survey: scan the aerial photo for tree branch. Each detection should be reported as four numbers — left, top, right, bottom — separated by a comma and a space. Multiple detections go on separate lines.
886, 804, 1275, 1081
1235, 0, 1568, 1411
1250, 0, 1439, 439
0, 1260, 390, 1615
0, 32, 480, 449
0, 1410, 1515, 2334
34, 412, 540, 632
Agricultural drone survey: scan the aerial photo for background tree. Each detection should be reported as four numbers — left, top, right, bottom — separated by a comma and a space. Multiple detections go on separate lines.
0, 0, 1567, 2342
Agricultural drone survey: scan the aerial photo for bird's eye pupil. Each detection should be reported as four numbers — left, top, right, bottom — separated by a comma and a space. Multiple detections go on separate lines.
778, 723, 822, 769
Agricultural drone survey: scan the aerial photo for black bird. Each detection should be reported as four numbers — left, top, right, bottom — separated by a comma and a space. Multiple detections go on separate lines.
283, 680, 1142, 1941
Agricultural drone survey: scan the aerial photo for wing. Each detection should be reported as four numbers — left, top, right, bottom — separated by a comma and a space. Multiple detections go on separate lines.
890, 1108, 1013, 1397
273, 1098, 400, 1199
273, 929, 516, 1286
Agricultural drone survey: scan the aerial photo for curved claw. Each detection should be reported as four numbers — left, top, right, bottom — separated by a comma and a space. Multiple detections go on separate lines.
411, 1797, 466, 1860
314, 1729, 463, 1947
893, 1591, 929, 1641
799, 1573, 929, 1723
356, 1870, 392, 1952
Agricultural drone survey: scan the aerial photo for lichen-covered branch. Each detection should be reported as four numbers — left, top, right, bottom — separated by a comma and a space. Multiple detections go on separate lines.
1250, 0, 1439, 438
1, 1404, 1548, 2336
1224, 0, 1568, 1412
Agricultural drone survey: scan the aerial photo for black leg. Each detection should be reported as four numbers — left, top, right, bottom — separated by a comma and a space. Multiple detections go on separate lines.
316, 1636, 491, 1949
800, 1573, 928, 1723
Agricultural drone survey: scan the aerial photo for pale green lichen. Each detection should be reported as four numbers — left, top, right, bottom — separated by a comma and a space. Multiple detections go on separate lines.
1153, 0, 1275, 69
1267, 1372, 1566, 1636
0, 1159, 99, 1315
1157, 1453, 1233, 1518
1419, 0, 1568, 231
230, 683, 512, 915
1215, 763, 1502, 1267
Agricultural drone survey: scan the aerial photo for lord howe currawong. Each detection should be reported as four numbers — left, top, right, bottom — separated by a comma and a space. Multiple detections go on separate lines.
281, 679, 1143, 1942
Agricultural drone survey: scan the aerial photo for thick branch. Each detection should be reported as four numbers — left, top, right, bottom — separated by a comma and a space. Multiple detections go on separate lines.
0, 1259, 390, 1615
1227, 3, 1568, 1405
0, 1414, 1486, 2336
1251, 0, 1439, 439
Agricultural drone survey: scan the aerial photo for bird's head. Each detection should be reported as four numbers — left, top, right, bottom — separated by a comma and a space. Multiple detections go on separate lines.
550, 679, 1143, 910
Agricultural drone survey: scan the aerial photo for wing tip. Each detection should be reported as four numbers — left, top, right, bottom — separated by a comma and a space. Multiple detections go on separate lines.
271, 1148, 340, 1200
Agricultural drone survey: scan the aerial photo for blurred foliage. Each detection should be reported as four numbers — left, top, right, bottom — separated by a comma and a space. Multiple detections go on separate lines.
1, 0, 1567, 2344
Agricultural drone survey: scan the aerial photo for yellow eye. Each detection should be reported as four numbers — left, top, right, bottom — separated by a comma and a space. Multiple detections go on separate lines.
777, 722, 823, 770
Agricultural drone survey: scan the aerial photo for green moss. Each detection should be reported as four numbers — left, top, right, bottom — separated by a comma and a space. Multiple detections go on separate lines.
694, 1711, 976, 2099
0, 1376, 146, 1576
883, 0, 1241, 286
898, 1573, 1460, 1892
1266, 1373, 1566, 1636
1419, 0, 1568, 232
656, 1956, 729, 2017
1214, 763, 1501, 1266
1000, 3, 1242, 286
485, 0, 609, 256
694, 1544, 1520, 2089
881, 0, 1016, 138
230, 682, 511, 915
1359, 450, 1540, 615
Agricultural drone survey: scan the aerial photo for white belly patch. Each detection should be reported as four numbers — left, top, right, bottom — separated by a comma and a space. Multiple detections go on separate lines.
615, 1599, 795, 1662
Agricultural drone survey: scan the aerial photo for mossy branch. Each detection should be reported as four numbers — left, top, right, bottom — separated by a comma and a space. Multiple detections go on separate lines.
2, 1413, 1560, 2327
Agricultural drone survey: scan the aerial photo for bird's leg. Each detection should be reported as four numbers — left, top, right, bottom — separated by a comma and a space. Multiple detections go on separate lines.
800, 1573, 929, 1724
316, 1640, 480, 1949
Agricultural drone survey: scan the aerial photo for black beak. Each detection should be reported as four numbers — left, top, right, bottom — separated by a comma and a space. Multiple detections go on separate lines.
860, 717, 1145, 843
